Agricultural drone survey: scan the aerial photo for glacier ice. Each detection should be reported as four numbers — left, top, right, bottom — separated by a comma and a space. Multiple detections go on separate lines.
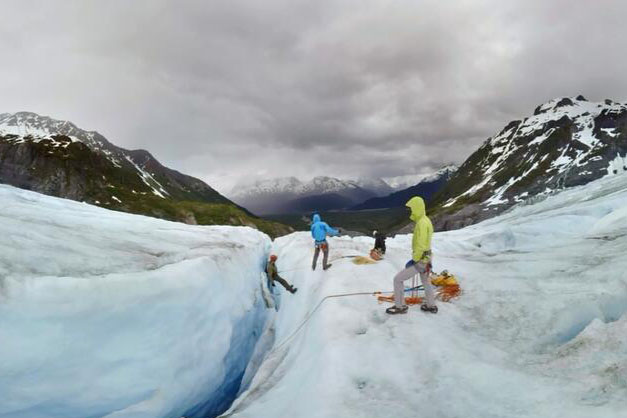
225, 173, 627, 418
0, 185, 273, 418
3, 170, 627, 418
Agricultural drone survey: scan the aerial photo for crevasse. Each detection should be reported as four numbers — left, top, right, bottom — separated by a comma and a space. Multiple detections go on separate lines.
0, 184, 275, 418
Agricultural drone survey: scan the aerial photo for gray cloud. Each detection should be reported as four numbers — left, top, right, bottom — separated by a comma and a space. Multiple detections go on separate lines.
2, 0, 627, 193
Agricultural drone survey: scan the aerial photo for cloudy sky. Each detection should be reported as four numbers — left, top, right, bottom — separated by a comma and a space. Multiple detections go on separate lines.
2, 0, 627, 194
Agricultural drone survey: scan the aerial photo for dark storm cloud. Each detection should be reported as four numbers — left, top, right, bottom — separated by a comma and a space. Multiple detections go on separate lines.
2, 0, 627, 193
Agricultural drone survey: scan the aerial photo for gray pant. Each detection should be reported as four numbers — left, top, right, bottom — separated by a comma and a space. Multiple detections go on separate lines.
393, 261, 435, 308
312, 242, 329, 269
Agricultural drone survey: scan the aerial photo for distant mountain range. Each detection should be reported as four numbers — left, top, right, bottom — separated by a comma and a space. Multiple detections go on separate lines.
0, 112, 291, 237
427, 95, 627, 230
229, 168, 455, 215
352, 166, 457, 210
229, 176, 377, 215
382, 172, 445, 191
353, 178, 395, 196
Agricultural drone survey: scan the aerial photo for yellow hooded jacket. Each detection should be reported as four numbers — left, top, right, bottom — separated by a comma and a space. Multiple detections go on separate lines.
406, 196, 433, 263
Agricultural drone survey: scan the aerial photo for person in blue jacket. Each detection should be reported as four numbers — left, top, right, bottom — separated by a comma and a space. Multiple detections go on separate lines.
310, 213, 339, 271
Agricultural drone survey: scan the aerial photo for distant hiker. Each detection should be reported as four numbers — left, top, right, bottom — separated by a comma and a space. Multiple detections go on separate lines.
373, 230, 386, 254
370, 230, 387, 260
386, 196, 437, 315
266, 255, 297, 294
310, 213, 339, 270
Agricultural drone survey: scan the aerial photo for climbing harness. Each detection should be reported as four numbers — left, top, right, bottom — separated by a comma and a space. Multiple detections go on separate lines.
314, 242, 328, 250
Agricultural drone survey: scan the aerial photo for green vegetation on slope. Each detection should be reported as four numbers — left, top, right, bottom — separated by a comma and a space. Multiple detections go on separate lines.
103, 190, 292, 238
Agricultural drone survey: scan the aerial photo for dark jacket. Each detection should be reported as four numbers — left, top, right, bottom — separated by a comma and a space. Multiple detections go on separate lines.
374, 232, 386, 254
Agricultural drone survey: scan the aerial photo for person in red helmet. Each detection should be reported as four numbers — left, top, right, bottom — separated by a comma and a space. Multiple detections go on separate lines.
266, 255, 297, 294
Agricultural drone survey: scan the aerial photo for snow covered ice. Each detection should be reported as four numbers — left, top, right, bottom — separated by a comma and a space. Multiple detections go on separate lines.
225, 173, 627, 418
2, 172, 627, 418
0, 185, 273, 418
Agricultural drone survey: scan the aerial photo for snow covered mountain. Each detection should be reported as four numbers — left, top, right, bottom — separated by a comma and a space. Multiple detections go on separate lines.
383, 173, 433, 190
431, 96, 627, 230
0, 111, 290, 236
230, 176, 378, 215
231, 176, 304, 197
353, 165, 457, 210
382, 166, 456, 191
352, 177, 394, 196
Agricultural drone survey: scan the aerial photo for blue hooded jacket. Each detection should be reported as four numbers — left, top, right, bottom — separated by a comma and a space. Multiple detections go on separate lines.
310, 214, 339, 243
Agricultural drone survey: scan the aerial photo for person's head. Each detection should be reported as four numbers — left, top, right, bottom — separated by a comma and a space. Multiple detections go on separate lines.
405, 196, 426, 221
270, 254, 278, 262
312, 213, 321, 223
372, 230, 378, 237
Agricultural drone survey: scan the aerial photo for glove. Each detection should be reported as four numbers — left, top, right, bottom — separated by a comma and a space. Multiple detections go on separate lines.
405, 259, 415, 268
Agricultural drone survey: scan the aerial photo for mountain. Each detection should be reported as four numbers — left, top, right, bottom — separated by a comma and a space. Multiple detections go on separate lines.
428, 96, 627, 230
352, 177, 394, 196
230, 176, 377, 214
383, 173, 431, 190
0, 111, 291, 237
352, 165, 457, 210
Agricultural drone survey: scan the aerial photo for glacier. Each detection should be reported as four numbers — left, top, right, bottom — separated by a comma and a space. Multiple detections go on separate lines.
0, 185, 273, 418
2, 171, 627, 418
225, 173, 627, 418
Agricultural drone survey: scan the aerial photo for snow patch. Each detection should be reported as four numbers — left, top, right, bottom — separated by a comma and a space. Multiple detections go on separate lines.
606, 153, 627, 177
124, 155, 169, 198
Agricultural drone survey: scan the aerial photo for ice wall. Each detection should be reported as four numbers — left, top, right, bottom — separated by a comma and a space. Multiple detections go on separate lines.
0, 185, 272, 418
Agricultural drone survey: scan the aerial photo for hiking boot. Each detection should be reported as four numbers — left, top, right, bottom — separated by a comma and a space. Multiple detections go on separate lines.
290, 287, 298, 294
323, 263, 332, 270
386, 305, 408, 315
420, 304, 438, 314
312, 265, 316, 271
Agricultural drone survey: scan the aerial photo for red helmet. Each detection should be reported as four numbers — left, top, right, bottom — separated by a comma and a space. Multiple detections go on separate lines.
270, 254, 278, 262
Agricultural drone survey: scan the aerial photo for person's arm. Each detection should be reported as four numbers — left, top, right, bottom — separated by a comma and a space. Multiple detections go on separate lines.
413, 221, 430, 262
325, 223, 339, 236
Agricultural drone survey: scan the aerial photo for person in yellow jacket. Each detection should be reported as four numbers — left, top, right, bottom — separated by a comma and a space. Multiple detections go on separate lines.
386, 196, 438, 314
